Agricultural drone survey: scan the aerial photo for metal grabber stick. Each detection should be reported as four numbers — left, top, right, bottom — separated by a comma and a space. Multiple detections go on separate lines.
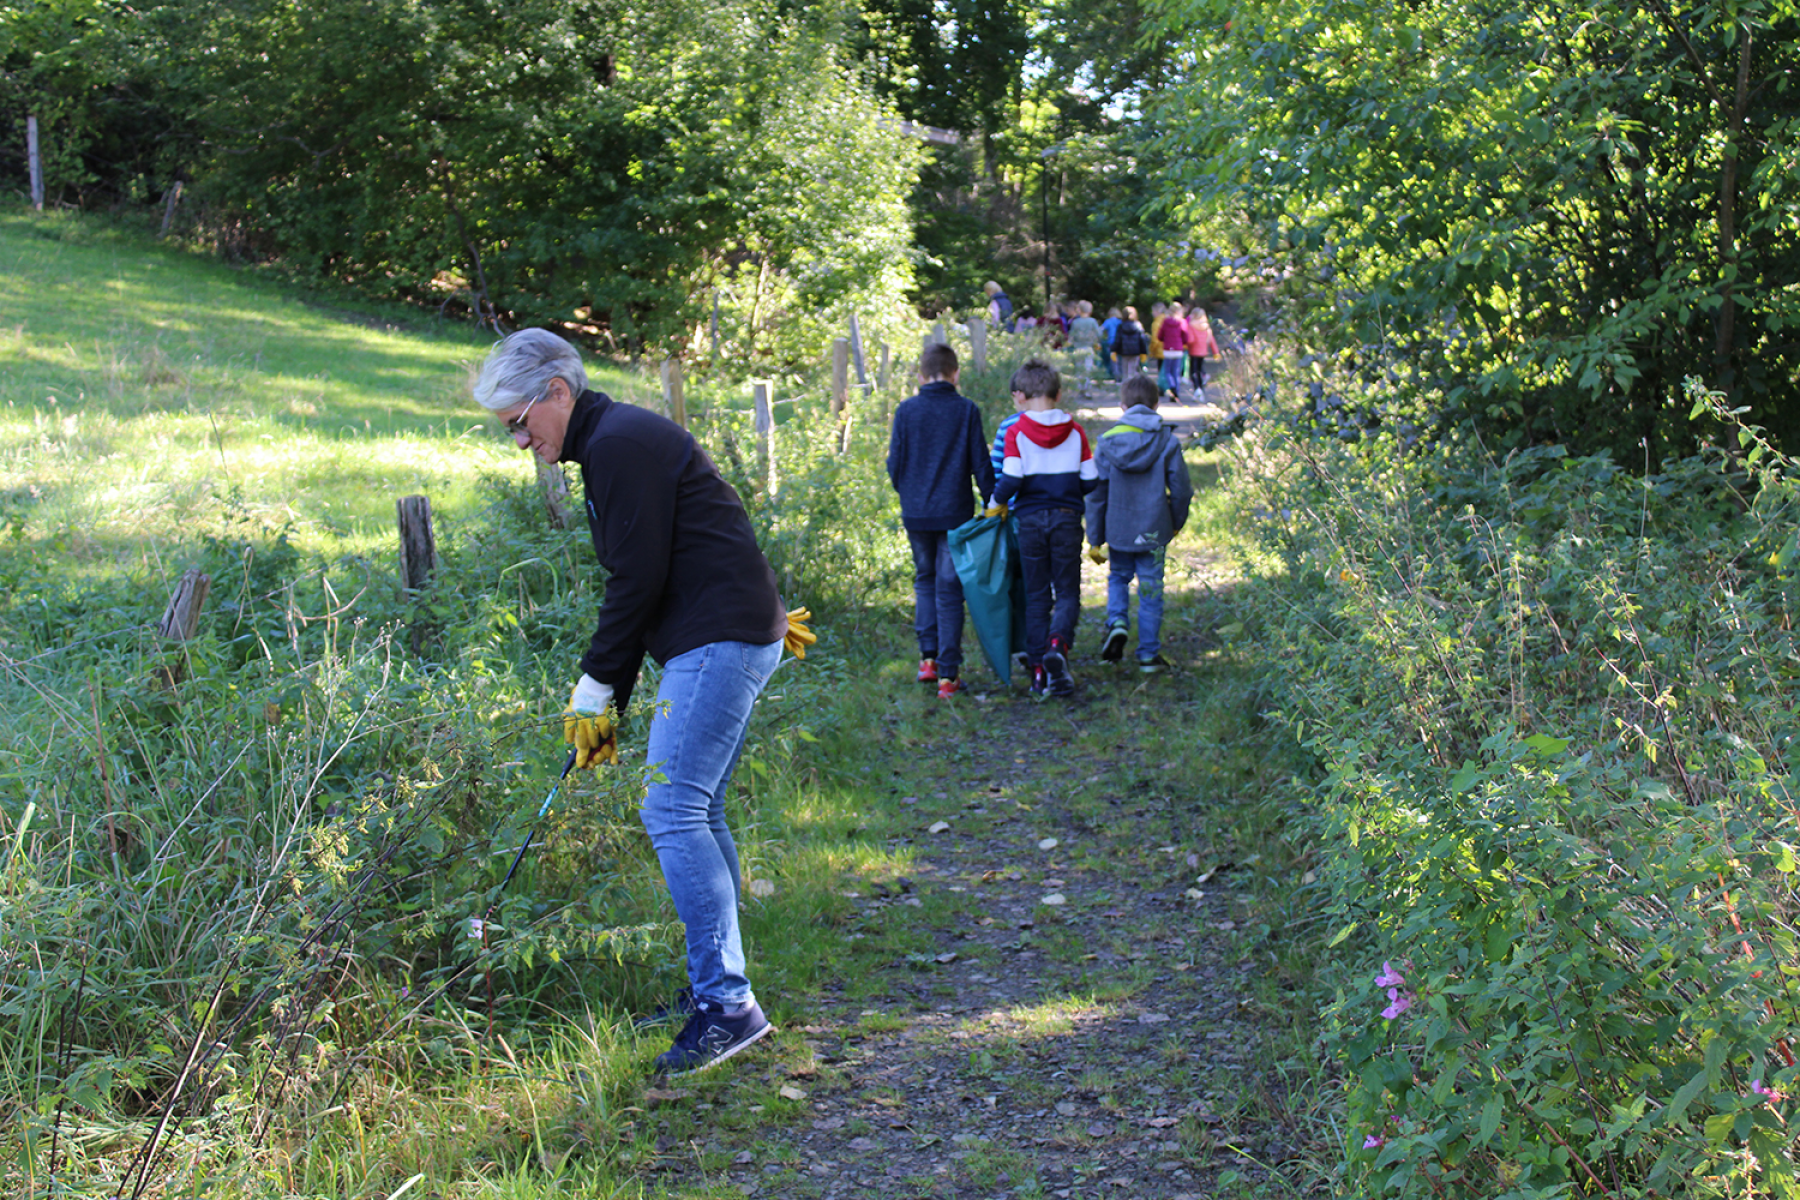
471, 746, 579, 942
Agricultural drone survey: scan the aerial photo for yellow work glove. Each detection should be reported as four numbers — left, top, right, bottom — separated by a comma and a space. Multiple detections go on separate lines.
784, 606, 819, 659
564, 674, 620, 768
983, 503, 1009, 519
1087, 544, 1108, 564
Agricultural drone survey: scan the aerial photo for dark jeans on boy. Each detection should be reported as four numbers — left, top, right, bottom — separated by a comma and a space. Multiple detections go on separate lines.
1016, 507, 1083, 662
907, 529, 964, 675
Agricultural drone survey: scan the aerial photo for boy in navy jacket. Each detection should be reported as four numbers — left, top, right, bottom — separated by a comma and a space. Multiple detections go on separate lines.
990, 359, 1097, 697
887, 342, 994, 697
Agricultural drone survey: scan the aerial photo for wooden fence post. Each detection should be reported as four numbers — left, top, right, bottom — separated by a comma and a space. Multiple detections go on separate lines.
878, 341, 892, 392
158, 568, 211, 642
830, 338, 850, 417
535, 460, 574, 530
661, 357, 686, 428
397, 495, 436, 594
27, 115, 43, 212
159, 180, 184, 236
932, 321, 947, 346
967, 318, 988, 374
153, 567, 211, 687
753, 381, 777, 497
848, 313, 869, 389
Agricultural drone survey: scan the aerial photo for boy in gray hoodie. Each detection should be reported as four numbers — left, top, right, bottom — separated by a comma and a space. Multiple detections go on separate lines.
1086, 374, 1194, 672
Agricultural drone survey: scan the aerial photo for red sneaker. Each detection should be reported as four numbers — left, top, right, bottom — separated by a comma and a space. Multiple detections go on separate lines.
937, 678, 964, 699
917, 658, 938, 683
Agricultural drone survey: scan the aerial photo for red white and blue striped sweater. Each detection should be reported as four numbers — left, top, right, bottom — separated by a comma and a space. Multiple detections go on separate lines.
992, 409, 1099, 515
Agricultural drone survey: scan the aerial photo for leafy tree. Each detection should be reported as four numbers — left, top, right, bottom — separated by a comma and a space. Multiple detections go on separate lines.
1152, 0, 1800, 460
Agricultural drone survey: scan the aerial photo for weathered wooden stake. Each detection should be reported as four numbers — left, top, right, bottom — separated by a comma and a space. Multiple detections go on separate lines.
158, 568, 211, 641
153, 567, 211, 687
931, 321, 947, 346
878, 342, 892, 392
752, 382, 777, 497
27, 115, 43, 211
710, 294, 721, 363
397, 495, 437, 593
159, 180, 183, 237
967, 318, 988, 374
830, 338, 850, 417
535, 460, 574, 530
661, 357, 686, 428
848, 313, 869, 388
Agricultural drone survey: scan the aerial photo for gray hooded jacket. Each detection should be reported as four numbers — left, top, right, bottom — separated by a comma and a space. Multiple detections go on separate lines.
1085, 405, 1193, 551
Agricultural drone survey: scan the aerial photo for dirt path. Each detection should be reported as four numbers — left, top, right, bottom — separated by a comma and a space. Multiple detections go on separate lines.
641, 550, 1297, 1199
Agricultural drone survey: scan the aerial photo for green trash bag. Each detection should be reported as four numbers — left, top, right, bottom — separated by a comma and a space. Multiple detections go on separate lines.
947, 514, 1026, 687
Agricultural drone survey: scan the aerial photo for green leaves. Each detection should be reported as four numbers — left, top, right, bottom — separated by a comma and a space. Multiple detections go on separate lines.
1244, 427, 1800, 1195
1149, 0, 1800, 461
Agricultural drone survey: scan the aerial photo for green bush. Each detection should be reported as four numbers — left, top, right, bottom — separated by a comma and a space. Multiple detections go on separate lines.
1236, 388, 1800, 1196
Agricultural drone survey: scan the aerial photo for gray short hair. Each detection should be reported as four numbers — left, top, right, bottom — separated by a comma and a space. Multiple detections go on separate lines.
472, 329, 589, 411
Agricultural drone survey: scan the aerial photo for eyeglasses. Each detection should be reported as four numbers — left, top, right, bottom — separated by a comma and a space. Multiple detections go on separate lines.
505, 385, 548, 434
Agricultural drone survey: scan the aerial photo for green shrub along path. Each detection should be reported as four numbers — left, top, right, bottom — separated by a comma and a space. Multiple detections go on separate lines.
631, 543, 1326, 1200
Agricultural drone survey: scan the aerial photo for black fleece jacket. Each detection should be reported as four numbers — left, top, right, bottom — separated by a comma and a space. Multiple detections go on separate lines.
560, 391, 786, 712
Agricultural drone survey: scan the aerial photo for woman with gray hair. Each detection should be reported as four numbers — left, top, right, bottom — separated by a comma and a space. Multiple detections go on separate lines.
473, 328, 812, 1073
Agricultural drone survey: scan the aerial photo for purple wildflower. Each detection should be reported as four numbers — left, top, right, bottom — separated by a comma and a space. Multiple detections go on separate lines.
1753, 1080, 1787, 1103
1380, 990, 1414, 1020
1363, 1134, 1387, 1150
1375, 961, 1406, 988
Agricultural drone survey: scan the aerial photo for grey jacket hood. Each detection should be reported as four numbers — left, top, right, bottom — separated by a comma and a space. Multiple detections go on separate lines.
1094, 406, 1173, 475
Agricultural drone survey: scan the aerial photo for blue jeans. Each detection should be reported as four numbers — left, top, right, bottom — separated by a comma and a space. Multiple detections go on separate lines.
640, 638, 782, 1010
1107, 548, 1166, 658
907, 529, 964, 674
1016, 507, 1083, 662
1159, 354, 1184, 392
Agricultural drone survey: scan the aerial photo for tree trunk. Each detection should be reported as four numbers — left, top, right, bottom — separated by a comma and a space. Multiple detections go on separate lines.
1714, 24, 1753, 378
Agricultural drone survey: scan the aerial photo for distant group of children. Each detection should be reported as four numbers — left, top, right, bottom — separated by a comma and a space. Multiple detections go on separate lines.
982, 283, 1222, 399
886, 340, 1193, 699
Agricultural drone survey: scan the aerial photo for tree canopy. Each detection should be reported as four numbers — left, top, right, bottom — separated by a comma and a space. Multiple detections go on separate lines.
1152, 0, 1800, 458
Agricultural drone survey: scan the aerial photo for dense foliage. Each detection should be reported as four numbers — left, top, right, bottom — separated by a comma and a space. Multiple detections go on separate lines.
1236, 390, 1800, 1194
1, 0, 923, 358
1153, 0, 1800, 459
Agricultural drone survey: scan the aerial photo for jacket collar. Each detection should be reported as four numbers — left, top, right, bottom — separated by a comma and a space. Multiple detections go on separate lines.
559, 389, 610, 463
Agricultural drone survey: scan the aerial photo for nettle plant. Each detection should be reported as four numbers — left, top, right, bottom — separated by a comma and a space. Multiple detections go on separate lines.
1240, 387, 1800, 1196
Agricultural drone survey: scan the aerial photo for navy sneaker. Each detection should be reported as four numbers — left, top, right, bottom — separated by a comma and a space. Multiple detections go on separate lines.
1138, 653, 1170, 675
654, 1000, 775, 1074
1029, 664, 1048, 698
1044, 640, 1075, 696
1100, 622, 1128, 663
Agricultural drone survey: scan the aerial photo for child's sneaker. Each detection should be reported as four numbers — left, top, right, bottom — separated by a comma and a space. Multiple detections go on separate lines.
654, 1000, 775, 1074
917, 658, 938, 684
1029, 664, 1048, 698
937, 677, 965, 699
1100, 622, 1128, 663
1044, 639, 1075, 696
1137, 653, 1170, 675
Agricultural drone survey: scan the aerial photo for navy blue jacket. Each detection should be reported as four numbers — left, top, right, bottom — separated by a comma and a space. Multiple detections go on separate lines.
886, 381, 995, 532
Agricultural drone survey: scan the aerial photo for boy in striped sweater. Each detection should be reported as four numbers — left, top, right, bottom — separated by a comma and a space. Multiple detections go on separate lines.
990, 359, 1098, 697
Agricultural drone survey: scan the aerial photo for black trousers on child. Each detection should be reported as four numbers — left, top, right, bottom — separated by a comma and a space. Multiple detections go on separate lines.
1016, 506, 1083, 663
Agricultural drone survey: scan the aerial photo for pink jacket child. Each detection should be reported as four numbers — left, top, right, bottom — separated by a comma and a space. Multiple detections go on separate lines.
1185, 311, 1221, 359
1184, 308, 1221, 396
